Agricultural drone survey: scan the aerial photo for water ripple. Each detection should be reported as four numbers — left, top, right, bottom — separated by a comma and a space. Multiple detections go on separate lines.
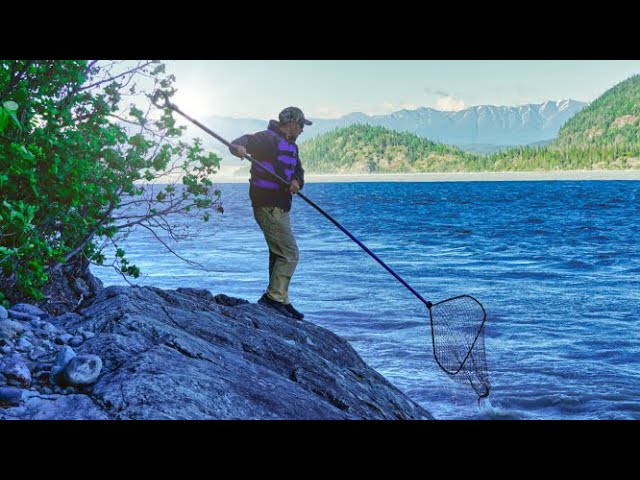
95, 180, 640, 419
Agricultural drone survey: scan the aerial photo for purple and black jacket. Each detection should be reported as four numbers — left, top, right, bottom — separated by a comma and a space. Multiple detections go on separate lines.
230, 120, 305, 212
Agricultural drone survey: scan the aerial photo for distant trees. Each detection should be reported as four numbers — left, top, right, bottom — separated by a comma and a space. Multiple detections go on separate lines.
300, 124, 478, 173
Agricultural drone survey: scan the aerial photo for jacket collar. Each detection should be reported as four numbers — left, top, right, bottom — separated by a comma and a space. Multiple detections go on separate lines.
268, 119, 296, 144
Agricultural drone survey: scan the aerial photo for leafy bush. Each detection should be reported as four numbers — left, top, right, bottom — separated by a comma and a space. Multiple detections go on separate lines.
0, 61, 223, 304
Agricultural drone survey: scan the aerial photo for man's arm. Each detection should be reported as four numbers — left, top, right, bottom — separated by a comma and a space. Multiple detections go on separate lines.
292, 146, 305, 191
229, 133, 252, 158
230, 131, 276, 161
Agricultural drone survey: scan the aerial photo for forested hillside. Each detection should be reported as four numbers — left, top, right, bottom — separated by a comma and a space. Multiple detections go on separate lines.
300, 125, 481, 173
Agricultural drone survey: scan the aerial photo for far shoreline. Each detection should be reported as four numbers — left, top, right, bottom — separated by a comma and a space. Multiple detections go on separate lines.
212, 170, 640, 184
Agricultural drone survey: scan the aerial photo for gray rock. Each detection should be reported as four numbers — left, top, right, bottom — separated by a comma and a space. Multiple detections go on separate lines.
35, 329, 52, 339
61, 355, 102, 386
1, 345, 11, 354
15, 337, 33, 351
41, 322, 58, 333
22, 329, 36, 341
214, 293, 250, 306
54, 333, 73, 345
0, 319, 26, 338
68, 336, 84, 347
81, 331, 95, 340
177, 288, 215, 303
0, 306, 8, 320
10, 304, 46, 317
33, 362, 52, 371
28, 346, 47, 361
53, 312, 83, 325
7, 310, 40, 322
55, 345, 77, 367
33, 371, 51, 383
0, 391, 108, 420
1, 354, 31, 388
49, 346, 76, 387
0, 387, 23, 407
29, 319, 43, 329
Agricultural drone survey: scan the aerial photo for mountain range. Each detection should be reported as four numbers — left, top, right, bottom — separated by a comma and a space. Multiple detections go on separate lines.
185, 100, 586, 165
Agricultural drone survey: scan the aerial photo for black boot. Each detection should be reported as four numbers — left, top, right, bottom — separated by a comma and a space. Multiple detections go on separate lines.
284, 303, 304, 321
258, 294, 304, 321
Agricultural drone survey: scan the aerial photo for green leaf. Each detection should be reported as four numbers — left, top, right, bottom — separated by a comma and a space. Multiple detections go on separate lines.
3, 101, 18, 111
9, 111, 23, 130
0, 110, 8, 131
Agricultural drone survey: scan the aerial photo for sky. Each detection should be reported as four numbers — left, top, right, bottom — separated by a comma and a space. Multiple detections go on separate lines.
164, 60, 640, 120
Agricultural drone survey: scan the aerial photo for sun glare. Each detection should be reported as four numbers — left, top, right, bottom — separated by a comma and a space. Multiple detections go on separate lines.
173, 88, 217, 119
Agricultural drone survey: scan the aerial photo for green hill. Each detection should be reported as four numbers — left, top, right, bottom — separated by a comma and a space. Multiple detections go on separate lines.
298, 124, 484, 174
487, 75, 640, 171
556, 74, 640, 148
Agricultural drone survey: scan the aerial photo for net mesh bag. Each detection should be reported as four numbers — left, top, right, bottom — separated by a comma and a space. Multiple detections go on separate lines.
429, 295, 490, 400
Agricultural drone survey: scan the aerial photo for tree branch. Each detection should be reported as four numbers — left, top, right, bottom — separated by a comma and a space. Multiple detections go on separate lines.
1, 61, 32, 99
79, 61, 156, 92
138, 223, 216, 272
48, 202, 118, 273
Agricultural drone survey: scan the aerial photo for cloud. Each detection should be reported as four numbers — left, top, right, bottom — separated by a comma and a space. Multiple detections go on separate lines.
374, 101, 420, 114
435, 96, 466, 111
424, 87, 467, 111
315, 105, 347, 119
424, 88, 451, 97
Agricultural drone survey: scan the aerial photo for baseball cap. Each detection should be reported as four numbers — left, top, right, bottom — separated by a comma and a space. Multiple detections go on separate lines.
278, 106, 313, 126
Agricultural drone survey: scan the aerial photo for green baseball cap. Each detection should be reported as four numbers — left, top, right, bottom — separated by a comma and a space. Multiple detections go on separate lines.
278, 106, 312, 126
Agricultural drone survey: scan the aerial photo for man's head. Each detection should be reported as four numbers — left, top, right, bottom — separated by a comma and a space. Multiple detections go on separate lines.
278, 106, 312, 142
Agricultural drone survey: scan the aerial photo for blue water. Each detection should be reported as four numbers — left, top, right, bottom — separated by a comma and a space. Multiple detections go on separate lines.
94, 181, 640, 419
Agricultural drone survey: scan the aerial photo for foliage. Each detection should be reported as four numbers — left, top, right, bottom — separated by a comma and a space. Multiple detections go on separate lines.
300, 75, 640, 175
299, 124, 479, 173
556, 74, 640, 147
489, 75, 640, 171
0, 61, 223, 303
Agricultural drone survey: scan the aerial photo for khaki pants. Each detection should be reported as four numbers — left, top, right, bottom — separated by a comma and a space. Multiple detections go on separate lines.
253, 206, 299, 304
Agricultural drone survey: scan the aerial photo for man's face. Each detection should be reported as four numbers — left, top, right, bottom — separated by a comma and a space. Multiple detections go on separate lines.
285, 122, 304, 141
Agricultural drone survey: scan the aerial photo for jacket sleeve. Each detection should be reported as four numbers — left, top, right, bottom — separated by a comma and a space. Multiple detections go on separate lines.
230, 131, 274, 159
293, 144, 305, 190
229, 133, 253, 155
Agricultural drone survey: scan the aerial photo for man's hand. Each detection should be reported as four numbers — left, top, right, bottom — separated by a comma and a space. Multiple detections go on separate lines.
289, 179, 301, 194
231, 144, 247, 158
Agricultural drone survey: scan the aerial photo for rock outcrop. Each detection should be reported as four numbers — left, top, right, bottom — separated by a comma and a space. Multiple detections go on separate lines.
1, 286, 432, 420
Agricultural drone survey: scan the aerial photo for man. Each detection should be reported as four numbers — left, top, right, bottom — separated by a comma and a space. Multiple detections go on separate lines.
229, 106, 312, 321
